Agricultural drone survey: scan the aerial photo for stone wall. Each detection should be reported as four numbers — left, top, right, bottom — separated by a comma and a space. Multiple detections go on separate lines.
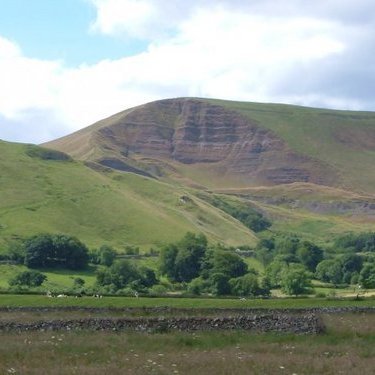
0, 313, 324, 334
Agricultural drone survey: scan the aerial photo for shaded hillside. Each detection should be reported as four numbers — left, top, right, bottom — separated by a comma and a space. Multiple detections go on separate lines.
0, 141, 257, 250
46, 98, 375, 193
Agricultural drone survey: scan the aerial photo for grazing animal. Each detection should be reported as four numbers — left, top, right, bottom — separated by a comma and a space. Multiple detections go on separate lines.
57, 294, 67, 298
240, 297, 246, 301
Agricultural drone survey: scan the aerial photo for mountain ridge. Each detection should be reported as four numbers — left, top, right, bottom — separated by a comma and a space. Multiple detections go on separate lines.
45, 97, 375, 194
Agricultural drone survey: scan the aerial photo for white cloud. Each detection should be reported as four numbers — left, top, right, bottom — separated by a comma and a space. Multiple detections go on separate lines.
0, 1, 374, 143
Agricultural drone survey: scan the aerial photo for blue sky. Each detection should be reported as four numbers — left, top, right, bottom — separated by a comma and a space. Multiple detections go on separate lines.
0, 0, 145, 65
0, 0, 374, 143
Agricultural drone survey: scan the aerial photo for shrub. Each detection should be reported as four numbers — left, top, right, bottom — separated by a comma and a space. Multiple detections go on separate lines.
9, 270, 47, 287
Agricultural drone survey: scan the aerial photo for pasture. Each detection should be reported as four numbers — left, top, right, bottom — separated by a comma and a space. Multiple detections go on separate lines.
0, 310, 374, 374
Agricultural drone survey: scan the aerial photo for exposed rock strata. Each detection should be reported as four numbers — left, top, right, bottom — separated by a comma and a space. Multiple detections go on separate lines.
90, 98, 337, 186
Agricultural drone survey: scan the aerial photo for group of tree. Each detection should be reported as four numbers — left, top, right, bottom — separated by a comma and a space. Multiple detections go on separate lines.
159, 232, 270, 297
95, 260, 157, 293
4, 230, 375, 296
255, 235, 324, 271
260, 232, 375, 291
333, 232, 375, 253
24, 233, 89, 269
89, 245, 117, 267
199, 195, 271, 232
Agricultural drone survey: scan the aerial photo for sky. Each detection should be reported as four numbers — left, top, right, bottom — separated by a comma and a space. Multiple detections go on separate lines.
0, 0, 374, 144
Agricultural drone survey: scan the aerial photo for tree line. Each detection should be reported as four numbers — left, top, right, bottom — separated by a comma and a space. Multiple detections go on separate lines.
3, 230, 375, 296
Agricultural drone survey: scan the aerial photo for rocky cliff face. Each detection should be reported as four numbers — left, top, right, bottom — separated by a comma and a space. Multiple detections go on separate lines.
92, 98, 336, 186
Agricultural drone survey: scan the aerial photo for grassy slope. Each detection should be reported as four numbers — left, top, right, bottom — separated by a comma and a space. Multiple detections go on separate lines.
43, 98, 375, 239
210, 99, 375, 193
0, 141, 256, 251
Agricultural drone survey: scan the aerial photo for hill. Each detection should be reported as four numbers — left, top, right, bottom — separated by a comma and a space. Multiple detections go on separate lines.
0, 140, 256, 251
44, 98, 375, 241
46, 98, 375, 193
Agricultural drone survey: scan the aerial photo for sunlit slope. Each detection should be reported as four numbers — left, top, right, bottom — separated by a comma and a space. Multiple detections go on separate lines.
0, 141, 256, 250
211, 99, 375, 193
46, 98, 375, 194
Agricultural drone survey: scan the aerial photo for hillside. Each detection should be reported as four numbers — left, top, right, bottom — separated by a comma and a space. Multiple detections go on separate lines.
46, 98, 375, 194
43, 98, 375, 240
1, 98, 374, 251
0, 140, 257, 251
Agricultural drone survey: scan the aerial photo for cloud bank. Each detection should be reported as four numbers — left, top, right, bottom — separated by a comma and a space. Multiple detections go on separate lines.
0, 0, 374, 143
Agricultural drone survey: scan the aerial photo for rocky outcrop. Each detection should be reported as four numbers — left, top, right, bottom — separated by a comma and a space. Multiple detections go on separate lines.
93, 98, 337, 186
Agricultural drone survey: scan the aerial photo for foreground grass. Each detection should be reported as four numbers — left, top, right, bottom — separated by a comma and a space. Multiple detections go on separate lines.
1, 294, 375, 309
0, 313, 374, 374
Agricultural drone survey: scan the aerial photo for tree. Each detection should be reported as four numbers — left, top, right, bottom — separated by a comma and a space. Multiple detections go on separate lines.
24, 234, 54, 268
159, 233, 207, 283
52, 234, 89, 269
359, 263, 375, 288
275, 236, 300, 256
208, 251, 248, 279
9, 270, 47, 287
315, 259, 343, 285
280, 266, 312, 296
98, 245, 117, 267
229, 274, 265, 296
159, 243, 179, 281
340, 254, 363, 272
296, 241, 323, 272
265, 260, 288, 288
96, 260, 157, 291
209, 272, 231, 296
24, 234, 89, 270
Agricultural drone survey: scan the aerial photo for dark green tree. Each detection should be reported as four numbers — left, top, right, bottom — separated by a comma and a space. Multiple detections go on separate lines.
359, 263, 375, 288
159, 243, 179, 281
24, 234, 89, 270
208, 250, 248, 279
9, 270, 47, 287
315, 259, 343, 285
24, 234, 54, 268
209, 272, 231, 296
159, 233, 207, 283
296, 241, 324, 272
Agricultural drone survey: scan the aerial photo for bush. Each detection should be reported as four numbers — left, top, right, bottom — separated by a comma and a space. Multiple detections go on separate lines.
9, 270, 47, 287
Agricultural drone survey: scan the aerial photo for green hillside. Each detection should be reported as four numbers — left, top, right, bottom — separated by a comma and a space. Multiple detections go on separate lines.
211, 99, 375, 193
1, 98, 375, 252
0, 141, 256, 251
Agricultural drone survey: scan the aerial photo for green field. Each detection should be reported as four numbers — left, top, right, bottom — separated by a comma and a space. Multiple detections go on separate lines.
1, 293, 374, 309
0, 312, 374, 374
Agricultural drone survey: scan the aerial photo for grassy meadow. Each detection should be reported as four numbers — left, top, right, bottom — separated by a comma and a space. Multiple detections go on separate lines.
1, 293, 375, 309
0, 312, 374, 374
